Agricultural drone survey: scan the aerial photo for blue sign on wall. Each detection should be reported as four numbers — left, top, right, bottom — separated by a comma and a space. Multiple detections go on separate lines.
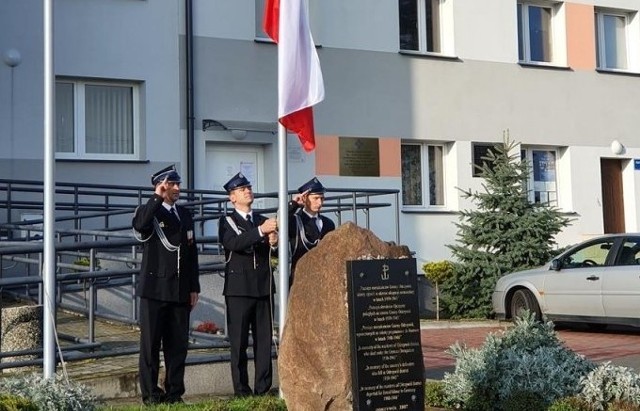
635, 159, 640, 171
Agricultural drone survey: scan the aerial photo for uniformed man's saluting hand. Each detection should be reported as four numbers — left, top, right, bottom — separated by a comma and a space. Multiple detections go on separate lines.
155, 177, 169, 197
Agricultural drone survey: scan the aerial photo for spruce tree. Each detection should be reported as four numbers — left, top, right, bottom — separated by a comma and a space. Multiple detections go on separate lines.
441, 133, 571, 318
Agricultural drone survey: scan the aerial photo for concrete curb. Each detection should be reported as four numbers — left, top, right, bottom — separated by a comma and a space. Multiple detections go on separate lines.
420, 320, 512, 330
81, 359, 279, 400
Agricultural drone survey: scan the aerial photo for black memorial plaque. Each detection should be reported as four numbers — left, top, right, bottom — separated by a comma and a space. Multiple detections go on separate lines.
346, 258, 424, 411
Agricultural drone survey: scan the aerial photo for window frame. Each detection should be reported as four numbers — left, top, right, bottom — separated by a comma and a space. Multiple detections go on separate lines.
255, 0, 321, 44
401, 142, 446, 209
399, 0, 454, 56
595, 9, 630, 71
55, 79, 141, 161
517, 1, 566, 66
472, 142, 500, 177
521, 146, 559, 207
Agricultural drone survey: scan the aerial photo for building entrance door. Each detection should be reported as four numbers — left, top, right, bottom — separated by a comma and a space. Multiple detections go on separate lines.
600, 158, 625, 233
204, 143, 265, 239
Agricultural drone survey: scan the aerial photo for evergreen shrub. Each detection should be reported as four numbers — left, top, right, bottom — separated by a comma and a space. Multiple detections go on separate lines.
424, 380, 447, 408
0, 393, 37, 411
0, 373, 100, 411
442, 312, 594, 410
579, 362, 640, 411
547, 396, 593, 411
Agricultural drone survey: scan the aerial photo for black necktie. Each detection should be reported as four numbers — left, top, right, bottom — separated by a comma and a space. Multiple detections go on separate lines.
246, 214, 253, 227
169, 207, 180, 222
310, 217, 319, 235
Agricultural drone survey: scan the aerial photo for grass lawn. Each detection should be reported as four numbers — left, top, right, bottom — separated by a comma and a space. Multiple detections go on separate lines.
100, 395, 287, 411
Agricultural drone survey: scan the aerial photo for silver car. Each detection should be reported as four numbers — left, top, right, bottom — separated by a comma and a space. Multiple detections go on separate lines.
492, 233, 640, 327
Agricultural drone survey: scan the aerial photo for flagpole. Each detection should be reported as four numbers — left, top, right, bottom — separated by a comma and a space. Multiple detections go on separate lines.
43, 0, 57, 378
277, 125, 289, 339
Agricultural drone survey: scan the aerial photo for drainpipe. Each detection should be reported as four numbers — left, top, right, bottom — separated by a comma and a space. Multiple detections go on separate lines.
185, 0, 195, 192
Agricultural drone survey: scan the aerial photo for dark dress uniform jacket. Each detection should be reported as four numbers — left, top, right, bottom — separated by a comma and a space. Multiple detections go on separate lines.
219, 211, 274, 297
133, 194, 200, 302
288, 205, 336, 278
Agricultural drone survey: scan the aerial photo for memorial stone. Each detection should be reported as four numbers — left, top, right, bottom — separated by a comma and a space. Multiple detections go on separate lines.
279, 222, 414, 410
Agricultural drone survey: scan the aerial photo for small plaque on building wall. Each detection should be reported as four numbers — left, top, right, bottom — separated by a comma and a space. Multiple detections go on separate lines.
635, 159, 640, 171
339, 137, 380, 177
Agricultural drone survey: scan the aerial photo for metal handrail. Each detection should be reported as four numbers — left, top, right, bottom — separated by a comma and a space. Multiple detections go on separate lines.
0, 178, 400, 369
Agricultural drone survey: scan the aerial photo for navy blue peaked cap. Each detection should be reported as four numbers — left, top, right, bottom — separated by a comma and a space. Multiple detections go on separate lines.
298, 177, 326, 194
224, 172, 251, 193
151, 164, 181, 185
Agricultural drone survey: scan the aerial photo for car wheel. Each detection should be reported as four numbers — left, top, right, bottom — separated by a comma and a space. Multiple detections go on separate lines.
510, 289, 541, 321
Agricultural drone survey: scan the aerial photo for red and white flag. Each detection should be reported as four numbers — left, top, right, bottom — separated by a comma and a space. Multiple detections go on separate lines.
263, 0, 324, 152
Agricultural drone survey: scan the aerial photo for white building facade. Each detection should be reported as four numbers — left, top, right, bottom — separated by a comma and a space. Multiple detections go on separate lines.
1, 0, 640, 266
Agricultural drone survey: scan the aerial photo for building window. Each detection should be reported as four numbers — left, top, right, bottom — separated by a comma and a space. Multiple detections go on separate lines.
399, 0, 453, 54
517, 1, 566, 65
56, 80, 140, 160
256, 0, 320, 43
595, 11, 629, 70
472, 143, 499, 177
401, 143, 445, 207
521, 148, 558, 206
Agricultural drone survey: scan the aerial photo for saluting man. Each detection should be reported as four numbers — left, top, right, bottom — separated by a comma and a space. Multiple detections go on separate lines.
288, 177, 335, 287
219, 172, 278, 397
133, 165, 200, 405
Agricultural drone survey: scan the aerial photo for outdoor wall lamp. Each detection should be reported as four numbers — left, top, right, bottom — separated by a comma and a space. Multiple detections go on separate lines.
610, 140, 625, 155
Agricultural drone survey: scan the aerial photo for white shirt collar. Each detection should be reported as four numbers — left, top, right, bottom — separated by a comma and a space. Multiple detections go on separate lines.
235, 209, 252, 220
303, 210, 318, 219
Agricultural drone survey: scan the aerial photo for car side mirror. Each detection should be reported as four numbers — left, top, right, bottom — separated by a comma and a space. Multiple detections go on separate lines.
550, 259, 562, 271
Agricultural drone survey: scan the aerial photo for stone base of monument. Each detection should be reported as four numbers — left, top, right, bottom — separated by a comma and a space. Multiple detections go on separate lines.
279, 222, 420, 410
0, 304, 43, 373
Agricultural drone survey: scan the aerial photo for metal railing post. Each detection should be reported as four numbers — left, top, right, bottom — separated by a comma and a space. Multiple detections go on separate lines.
37, 252, 43, 304
131, 245, 138, 322
74, 186, 80, 234
6, 183, 12, 240
104, 194, 110, 229
351, 191, 358, 225
88, 247, 96, 343
365, 194, 371, 229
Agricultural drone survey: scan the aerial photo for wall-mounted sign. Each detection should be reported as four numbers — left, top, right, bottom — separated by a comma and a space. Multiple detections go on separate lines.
635, 159, 640, 171
339, 137, 380, 177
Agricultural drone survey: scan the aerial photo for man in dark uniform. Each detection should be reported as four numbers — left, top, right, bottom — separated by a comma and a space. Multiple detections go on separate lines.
288, 177, 335, 287
218, 172, 278, 397
132, 165, 200, 405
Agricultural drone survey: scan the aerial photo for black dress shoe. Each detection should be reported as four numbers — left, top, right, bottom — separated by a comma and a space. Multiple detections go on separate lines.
143, 395, 164, 405
164, 396, 184, 404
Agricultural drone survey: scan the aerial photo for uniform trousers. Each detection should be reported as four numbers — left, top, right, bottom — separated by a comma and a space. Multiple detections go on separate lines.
139, 297, 190, 402
225, 295, 273, 396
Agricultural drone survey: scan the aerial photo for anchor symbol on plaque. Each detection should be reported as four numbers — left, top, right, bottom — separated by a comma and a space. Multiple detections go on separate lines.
381, 264, 390, 281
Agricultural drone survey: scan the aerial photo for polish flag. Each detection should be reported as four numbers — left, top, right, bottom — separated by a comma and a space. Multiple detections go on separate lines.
263, 0, 324, 152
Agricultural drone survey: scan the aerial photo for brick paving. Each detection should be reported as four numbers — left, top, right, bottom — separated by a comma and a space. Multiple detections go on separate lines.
421, 323, 640, 379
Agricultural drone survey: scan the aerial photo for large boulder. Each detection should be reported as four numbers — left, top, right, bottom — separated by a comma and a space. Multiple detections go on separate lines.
279, 222, 411, 410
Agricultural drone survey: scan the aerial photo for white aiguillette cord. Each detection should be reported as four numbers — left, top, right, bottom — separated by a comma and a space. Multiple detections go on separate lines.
132, 210, 181, 276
